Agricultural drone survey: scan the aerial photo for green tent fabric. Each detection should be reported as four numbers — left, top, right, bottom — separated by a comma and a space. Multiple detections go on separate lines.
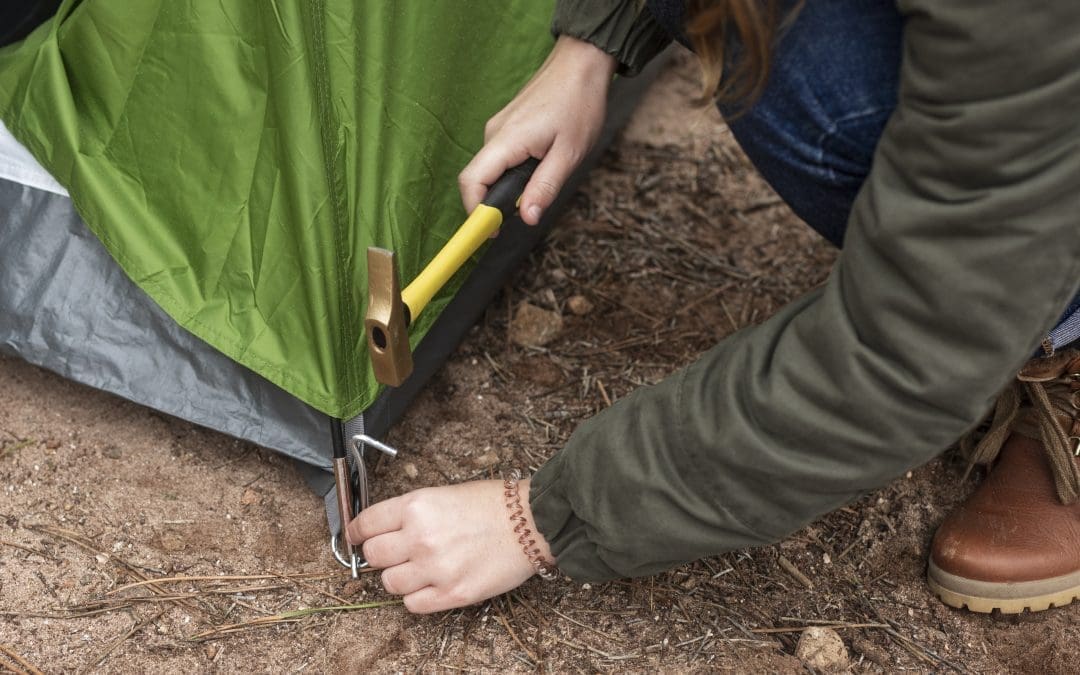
0, 0, 554, 419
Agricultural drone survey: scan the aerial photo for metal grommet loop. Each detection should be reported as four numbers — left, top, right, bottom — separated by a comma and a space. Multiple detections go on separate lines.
330, 533, 368, 574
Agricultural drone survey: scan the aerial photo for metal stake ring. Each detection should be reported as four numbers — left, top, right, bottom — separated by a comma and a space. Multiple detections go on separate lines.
329, 435, 399, 572
331, 533, 367, 572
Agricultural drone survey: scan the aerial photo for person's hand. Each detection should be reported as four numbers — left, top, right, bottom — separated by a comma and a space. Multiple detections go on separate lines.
346, 478, 553, 614
459, 35, 617, 226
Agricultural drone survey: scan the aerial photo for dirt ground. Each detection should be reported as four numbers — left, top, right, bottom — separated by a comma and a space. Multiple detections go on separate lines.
1, 52, 1077, 674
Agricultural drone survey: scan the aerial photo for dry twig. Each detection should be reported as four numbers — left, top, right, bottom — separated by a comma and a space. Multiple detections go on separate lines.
0, 539, 49, 558
777, 555, 814, 589
0, 644, 44, 675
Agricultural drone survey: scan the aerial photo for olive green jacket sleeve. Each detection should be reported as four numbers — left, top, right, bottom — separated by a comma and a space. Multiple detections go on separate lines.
551, 0, 671, 76
531, 1, 1080, 581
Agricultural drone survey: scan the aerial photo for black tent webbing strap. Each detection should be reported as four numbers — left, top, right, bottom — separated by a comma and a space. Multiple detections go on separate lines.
0, 1, 61, 48
323, 413, 365, 537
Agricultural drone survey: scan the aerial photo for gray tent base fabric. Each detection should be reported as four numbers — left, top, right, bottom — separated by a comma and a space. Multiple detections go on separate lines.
0, 179, 334, 468
0, 54, 666, 544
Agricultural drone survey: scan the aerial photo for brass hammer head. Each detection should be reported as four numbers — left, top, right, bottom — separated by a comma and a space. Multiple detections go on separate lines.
365, 247, 413, 387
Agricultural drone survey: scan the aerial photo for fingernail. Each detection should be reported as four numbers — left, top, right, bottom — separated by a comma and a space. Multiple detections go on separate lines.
527, 205, 542, 222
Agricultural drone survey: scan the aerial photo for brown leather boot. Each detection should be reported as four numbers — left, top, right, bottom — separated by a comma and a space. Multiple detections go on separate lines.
928, 349, 1080, 614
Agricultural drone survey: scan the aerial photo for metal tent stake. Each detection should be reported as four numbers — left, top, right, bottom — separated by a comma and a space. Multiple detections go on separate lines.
329, 421, 397, 577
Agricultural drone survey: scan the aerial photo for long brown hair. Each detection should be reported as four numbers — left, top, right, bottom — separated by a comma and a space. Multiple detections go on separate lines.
684, 0, 800, 110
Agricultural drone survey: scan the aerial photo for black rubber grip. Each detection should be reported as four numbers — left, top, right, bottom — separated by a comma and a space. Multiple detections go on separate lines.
481, 157, 540, 218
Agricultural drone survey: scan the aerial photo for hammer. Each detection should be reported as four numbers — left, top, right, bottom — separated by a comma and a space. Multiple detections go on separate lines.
365, 158, 539, 386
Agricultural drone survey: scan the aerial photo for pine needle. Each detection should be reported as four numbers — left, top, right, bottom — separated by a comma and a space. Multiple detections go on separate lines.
0, 438, 34, 461
109, 572, 335, 595
188, 600, 402, 641
0, 643, 44, 675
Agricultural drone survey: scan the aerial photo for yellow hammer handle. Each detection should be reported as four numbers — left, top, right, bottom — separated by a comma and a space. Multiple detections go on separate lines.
400, 204, 503, 320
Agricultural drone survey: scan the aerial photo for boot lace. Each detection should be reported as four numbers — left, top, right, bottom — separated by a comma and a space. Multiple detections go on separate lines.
962, 349, 1080, 504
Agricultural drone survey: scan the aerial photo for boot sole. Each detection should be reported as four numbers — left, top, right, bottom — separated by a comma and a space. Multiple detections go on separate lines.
927, 560, 1080, 614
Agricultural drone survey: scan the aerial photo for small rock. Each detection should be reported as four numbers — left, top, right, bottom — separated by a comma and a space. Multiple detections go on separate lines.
472, 451, 500, 469
541, 288, 558, 309
103, 446, 122, 460
510, 302, 563, 348
240, 488, 260, 506
402, 462, 419, 479
204, 644, 219, 660
94, 553, 109, 565
796, 627, 850, 673
566, 294, 594, 316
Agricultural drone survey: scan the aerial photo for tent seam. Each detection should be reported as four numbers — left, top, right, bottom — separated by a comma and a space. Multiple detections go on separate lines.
310, 0, 358, 419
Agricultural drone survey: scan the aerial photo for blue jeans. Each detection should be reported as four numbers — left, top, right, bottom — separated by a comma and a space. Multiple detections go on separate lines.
647, 0, 1080, 350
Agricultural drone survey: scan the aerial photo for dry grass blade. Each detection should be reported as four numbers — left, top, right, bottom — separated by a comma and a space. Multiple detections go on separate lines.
0, 438, 34, 461
552, 636, 626, 661
84, 608, 168, 672
881, 623, 968, 673
492, 611, 539, 666
73, 595, 192, 610
595, 379, 613, 407
188, 600, 403, 641
857, 592, 969, 673
667, 283, 737, 323
547, 606, 623, 644
563, 326, 690, 357
0, 608, 120, 620
109, 571, 337, 595
574, 284, 660, 324
750, 622, 888, 634
0, 655, 27, 675
30, 525, 208, 617
0, 643, 44, 675
0, 539, 49, 558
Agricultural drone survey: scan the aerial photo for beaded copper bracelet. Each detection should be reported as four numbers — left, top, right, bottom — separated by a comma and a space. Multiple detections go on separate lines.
504, 470, 558, 580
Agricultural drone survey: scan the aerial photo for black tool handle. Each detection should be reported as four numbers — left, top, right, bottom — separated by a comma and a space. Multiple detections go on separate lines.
481, 157, 540, 218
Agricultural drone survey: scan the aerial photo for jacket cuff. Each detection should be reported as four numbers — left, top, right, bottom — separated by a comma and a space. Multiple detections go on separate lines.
552, 0, 671, 77
529, 448, 621, 581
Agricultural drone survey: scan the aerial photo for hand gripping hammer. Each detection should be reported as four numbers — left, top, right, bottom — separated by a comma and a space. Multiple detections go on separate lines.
365, 158, 538, 386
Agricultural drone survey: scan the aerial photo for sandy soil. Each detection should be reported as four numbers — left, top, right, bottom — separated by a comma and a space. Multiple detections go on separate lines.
1, 51, 1077, 674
